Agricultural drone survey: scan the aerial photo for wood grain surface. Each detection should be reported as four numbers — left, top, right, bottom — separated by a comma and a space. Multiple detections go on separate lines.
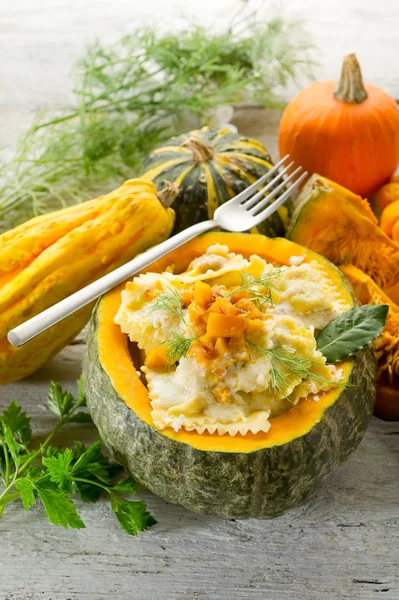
0, 1, 398, 598
1, 336, 398, 600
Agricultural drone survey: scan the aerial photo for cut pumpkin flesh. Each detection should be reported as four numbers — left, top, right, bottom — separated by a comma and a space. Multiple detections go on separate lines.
83, 233, 376, 518
340, 264, 399, 420
288, 174, 399, 297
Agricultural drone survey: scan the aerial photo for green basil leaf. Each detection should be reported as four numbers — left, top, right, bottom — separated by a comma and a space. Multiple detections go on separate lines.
317, 304, 389, 364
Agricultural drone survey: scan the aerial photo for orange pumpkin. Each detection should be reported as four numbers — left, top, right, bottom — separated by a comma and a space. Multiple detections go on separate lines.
380, 199, 399, 239
278, 54, 399, 198
374, 180, 399, 212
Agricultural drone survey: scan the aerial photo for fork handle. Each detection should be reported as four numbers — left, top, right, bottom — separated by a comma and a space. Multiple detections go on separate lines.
8, 219, 217, 347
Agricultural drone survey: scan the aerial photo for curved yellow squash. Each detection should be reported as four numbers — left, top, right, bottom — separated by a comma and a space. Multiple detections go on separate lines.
0, 179, 175, 384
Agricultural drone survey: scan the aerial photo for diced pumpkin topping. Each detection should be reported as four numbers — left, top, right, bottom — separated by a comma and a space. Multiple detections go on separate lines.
212, 385, 230, 404
234, 298, 263, 319
181, 288, 194, 307
193, 281, 214, 308
207, 313, 247, 338
228, 335, 247, 352
144, 347, 168, 370
199, 334, 216, 352
246, 318, 265, 335
188, 340, 212, 368
205, 296, 237, 316
230, 290, 253, 303
187, 300, 207, 336
188, 301, 206, 322
213, 337, 229, 358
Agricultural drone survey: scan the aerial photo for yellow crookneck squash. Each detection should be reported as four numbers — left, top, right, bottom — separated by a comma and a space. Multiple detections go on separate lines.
0, 179, 175, 384
83, 232, 376, 518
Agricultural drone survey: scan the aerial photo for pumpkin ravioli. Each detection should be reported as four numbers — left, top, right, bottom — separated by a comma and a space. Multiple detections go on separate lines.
115, 244, 349, 436
83, 233, 376, 518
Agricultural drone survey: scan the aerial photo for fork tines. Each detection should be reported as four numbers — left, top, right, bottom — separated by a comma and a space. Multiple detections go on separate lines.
237, 155, 307, 222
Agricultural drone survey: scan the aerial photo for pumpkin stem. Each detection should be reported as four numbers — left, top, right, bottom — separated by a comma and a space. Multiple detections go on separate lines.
334, 53, 368, 104
181, 136, 214, 162
157, 180, 180, 208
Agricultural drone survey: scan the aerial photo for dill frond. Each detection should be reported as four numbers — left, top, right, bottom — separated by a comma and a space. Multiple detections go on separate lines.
0, 9, 316, 227
226, 268, 281, 309
161, 334, 197, 365
246, 340, 346, 397
149, 287, 186, 323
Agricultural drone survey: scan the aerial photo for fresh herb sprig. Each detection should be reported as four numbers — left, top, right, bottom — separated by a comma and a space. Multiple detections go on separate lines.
149, 287, 186, 324
226, 268, 281, 309
0, 379, 156, 535
161, 333, 198, 365
246, 341, 345, 397
0, 10, 315, 227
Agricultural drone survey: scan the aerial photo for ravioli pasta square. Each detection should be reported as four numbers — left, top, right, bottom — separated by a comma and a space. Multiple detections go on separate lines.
115, 244, 349, 436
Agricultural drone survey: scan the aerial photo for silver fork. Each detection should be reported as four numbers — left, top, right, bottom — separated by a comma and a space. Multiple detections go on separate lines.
8, 155, 307, 347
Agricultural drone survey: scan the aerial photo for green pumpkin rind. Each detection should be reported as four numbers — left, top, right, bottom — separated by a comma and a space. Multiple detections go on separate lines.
141, 127, 287, 237
83, 311, 376, 519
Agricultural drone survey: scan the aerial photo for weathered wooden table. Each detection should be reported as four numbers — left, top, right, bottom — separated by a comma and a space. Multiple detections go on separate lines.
0, 105, 398, 600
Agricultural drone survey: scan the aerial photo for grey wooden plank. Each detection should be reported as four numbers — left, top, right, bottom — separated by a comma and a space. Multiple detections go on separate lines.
0, 341, 398, 600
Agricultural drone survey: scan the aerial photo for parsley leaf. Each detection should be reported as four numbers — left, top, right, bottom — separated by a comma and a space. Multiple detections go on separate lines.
0, 380, 155, 536
47, 381, 74, 419
113, 476, 141, 495
71, 440, 103, 476
68, 412, 93, 423
15, 477, 36, 510
34, 479, 85, 530
1, 422, 20, 465
110, 494, 157, 536
43, 448, 74, 492
0, 401, 31, 446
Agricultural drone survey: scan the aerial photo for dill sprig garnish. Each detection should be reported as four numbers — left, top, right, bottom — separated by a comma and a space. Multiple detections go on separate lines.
149, 287, 186, 324
0, 10, 315, 227
161, 334, 197, 365
226, 269, 281, 309
246, 340, 346, 397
